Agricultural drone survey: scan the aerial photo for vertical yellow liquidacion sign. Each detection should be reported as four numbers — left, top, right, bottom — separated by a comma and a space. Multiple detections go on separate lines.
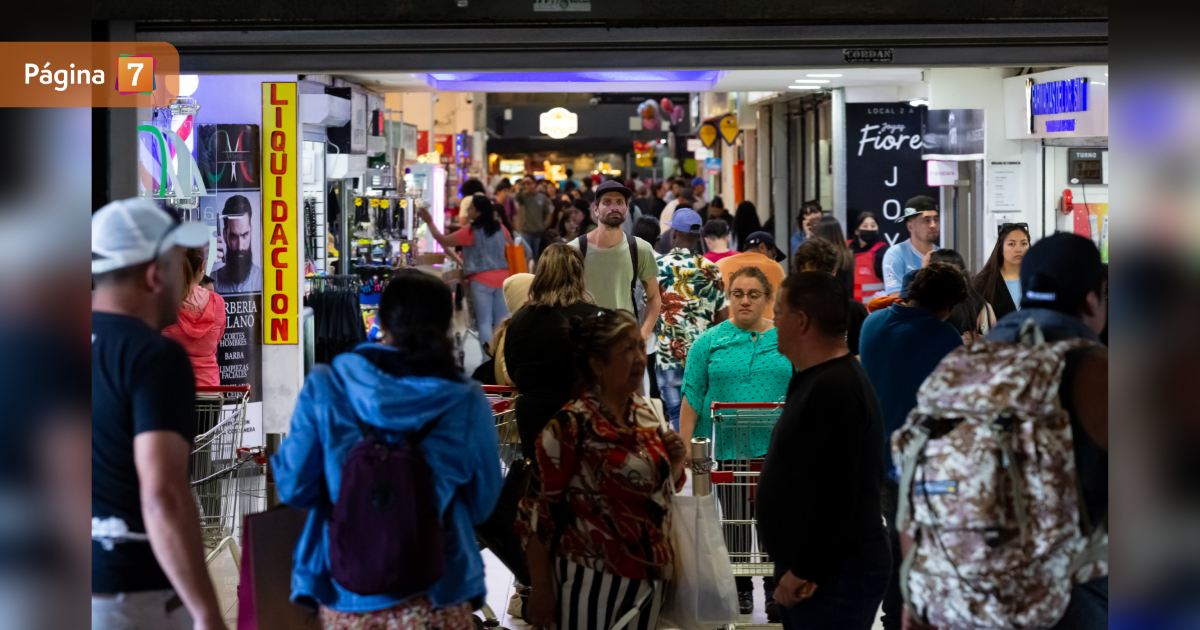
262, 82, 298, 345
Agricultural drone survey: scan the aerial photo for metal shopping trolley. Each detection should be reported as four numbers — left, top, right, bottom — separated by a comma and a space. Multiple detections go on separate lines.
484, 385, 522, 472
475, 385, 525, 629
190, 385, 253, 550
708, 401, 786, 629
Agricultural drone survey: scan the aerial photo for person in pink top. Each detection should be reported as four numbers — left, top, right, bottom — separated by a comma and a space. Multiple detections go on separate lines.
162, 248, 226, 387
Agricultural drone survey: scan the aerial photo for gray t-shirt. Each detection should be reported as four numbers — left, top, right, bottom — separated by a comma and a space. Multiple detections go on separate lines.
515, 191, 552, 235
570, 235, 657, 313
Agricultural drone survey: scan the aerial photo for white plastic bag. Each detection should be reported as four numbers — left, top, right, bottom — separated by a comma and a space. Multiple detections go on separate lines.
659, 491, 741, 630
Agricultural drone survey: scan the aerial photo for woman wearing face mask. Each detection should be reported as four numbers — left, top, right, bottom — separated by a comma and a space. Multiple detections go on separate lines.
848, 211, 889, 304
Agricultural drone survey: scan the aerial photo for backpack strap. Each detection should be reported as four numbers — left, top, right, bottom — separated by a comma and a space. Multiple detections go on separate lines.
627, 234, 640, 321
410, 415, 443, 444
576, 233, 642, 320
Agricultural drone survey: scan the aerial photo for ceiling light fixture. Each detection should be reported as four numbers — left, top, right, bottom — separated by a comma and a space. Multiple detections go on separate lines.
794, 79, 830, 84
908, 98, 929, 107
807, 74, 843, 78
789, 85, 821, 90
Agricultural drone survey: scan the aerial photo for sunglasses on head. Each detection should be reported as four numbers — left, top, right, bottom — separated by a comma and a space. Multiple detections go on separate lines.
998, 222, 1029, 237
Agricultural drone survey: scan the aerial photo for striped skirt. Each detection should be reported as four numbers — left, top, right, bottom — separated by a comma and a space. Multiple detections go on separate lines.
555, 557, 666, 630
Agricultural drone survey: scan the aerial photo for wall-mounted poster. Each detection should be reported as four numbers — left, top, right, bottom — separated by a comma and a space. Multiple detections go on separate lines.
196, 123, 262, 191
845, 103, 938, 248
921, 109, 986, 161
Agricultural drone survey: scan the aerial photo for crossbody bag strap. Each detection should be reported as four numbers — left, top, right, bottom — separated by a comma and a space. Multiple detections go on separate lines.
576, 234, 588, 257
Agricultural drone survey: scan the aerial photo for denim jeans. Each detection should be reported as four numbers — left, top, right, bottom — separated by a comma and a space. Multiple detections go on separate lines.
778, 568, 889, 630
520, 232, 542, 261
471, 280, 509, 350
655, 368, 684, 431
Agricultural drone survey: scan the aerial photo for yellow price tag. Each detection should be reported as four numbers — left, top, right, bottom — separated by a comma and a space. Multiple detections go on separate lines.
354, 197, 363, 206
399, 199, 408, 208
370, 198, 380, 207
401, 242, 410, 253
381, 199, 391, 209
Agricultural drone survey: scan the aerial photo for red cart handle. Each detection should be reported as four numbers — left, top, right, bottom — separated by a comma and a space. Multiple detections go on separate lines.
710, 471, 736, 484
483, 385, 517, 395
197, 385, 252, 394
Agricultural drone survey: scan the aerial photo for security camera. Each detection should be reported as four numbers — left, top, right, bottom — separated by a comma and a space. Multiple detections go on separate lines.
589, 97, 600, 106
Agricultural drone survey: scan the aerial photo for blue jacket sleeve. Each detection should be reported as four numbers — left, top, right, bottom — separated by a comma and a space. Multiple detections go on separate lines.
270, 372, 328, 508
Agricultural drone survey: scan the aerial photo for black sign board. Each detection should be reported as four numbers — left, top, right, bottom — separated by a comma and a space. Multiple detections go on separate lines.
921, 109, 986, 161
844, 48, 894, 63
845, 103, 938, 248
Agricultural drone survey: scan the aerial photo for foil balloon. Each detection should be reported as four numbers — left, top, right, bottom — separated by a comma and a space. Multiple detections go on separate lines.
639, 99, 658, 120
660, 98, 674, 115
671, 104, 686, 125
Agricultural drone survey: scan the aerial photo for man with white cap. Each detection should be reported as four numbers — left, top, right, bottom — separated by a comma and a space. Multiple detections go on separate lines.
881, 195, 941, 297
91, 199, 225, 630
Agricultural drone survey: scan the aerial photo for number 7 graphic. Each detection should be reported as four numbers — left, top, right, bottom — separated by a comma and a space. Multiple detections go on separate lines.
116, 54, 155, 95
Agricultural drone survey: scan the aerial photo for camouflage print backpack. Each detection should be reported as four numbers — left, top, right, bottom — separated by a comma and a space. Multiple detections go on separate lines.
891, 320, 1107, 630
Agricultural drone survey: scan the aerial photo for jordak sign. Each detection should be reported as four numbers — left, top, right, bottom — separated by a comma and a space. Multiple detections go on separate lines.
262, 82, 299, 345
539, 107, 578, 139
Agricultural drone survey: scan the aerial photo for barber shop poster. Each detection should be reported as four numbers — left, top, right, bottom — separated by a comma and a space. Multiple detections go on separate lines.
845, 103, 938, 247
194, 123, 266, 446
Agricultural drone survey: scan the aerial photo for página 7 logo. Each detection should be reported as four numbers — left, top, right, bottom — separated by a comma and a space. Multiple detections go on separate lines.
25, 63, 105, 91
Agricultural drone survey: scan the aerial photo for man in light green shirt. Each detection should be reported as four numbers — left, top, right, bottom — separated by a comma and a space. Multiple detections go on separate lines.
569, 180, 662, 343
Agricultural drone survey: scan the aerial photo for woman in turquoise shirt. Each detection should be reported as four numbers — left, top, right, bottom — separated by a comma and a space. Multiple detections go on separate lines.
679, 265, 793, 614
680, 266, 793, 459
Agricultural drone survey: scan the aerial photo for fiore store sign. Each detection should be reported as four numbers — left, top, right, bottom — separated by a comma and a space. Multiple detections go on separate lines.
1003, 66, 1108, 140
262, 82, 299, 345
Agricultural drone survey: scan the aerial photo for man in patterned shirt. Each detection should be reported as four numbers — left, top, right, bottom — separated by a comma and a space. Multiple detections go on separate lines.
653, 208, 727, 430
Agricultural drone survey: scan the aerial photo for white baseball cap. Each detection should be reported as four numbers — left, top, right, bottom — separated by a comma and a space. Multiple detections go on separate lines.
92, 198, 211, 274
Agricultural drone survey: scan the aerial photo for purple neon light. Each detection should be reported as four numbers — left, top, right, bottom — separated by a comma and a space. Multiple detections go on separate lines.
420, 70, 726, 92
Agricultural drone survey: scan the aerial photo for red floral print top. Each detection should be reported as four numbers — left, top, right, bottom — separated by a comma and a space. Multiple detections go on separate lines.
517, 392, 687, 581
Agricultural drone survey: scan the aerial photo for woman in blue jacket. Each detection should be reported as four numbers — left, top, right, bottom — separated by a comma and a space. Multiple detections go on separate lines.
271, 270, 502, 628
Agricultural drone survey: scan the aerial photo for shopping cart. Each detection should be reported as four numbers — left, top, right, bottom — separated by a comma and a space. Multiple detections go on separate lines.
190, 385, 252, 550
475, 385, 525, 630
708, 401, 785, 629
483, 385, 521, 471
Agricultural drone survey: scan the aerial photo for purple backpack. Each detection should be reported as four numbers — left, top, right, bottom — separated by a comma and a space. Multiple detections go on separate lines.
328, 416, 445, 595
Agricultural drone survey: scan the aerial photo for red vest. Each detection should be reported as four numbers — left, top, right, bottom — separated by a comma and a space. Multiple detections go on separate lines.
850, 240, 885, 304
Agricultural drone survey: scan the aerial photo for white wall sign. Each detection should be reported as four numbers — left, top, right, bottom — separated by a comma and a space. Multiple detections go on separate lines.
539, 107, 578, 139
1003, 66, 1108, 140
988, 161, 1023, 211
926, 160, 959, 186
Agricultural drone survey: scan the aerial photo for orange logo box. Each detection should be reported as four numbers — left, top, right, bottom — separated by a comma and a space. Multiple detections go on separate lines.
0, 42, 179, 107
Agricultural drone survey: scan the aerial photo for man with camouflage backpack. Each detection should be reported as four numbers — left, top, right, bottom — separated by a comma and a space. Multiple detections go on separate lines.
893, 233, 1108, 630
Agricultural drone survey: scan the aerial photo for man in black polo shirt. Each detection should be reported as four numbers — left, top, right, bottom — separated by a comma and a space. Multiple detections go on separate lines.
91, 199, 225, 629
757, 272, 891, 630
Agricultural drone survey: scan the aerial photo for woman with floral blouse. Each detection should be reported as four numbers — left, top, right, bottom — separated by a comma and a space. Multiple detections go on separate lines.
518, 307, 689, 630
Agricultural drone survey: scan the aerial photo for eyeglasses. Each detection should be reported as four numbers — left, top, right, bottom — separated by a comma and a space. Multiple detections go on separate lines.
998, 222, 1029, 237
729, 290, 765, 301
